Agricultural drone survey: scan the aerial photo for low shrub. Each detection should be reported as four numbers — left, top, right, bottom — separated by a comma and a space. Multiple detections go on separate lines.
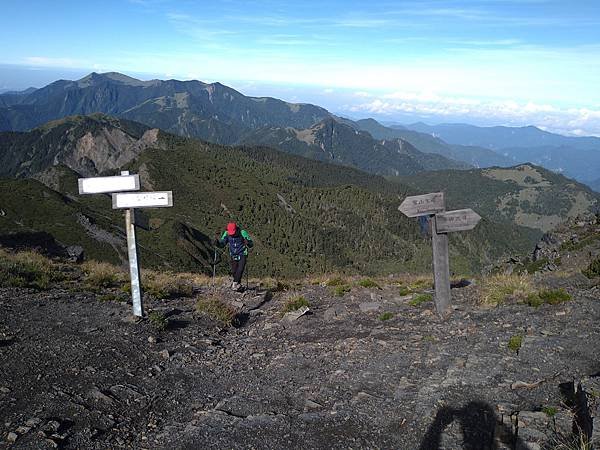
196, 295, 237, 326
143, 270, 194, 299
379, 312, 393, 321
538, 288, 571, 305
358, 278, 380, 289
82, 261, 124, 290
508, 334, 523, 353
409, 293, 432, 306
148, 311, 168, 331
582, 257, 600, 279
398, 286, 411, 296
0, 250, 62, 290
333, 284, 351, 297
326, 276, 346, 287
525, 293, 544, 307
282, 296, 310, 313
542, 406, 558, 417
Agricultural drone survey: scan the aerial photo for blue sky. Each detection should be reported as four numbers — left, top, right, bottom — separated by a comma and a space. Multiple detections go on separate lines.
1, 0, 600, 135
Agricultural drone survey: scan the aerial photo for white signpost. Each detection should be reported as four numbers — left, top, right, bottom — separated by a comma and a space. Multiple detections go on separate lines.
78, 174, 140, 194
399, 193, 481, 317
78, 171, 173, 318
112, 191, 173, 209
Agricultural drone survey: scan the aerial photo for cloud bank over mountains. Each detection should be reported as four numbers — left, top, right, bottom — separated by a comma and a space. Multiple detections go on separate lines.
348, 91, 600, 136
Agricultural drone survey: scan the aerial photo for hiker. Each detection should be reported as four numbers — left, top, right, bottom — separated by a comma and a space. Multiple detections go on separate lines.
216, 222, 254, 291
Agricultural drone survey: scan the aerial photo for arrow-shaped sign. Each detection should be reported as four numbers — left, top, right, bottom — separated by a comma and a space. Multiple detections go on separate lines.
398, 192, 445, 217
112, 191, 173, 209
435, 208, 481, 233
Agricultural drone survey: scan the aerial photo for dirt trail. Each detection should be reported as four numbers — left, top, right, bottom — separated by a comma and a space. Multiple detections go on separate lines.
0, 279, 599, 449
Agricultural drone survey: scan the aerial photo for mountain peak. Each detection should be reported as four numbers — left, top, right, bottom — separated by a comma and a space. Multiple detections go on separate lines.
77, 72, 159, 88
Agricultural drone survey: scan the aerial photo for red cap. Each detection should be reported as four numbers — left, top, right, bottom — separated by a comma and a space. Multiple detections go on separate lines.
226, 222, 237, 236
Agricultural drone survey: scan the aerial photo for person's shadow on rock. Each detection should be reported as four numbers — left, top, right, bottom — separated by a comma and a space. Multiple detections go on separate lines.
418, 401, 527, 450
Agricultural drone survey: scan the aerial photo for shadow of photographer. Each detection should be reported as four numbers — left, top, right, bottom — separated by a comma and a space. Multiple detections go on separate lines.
418, 400, 528, 450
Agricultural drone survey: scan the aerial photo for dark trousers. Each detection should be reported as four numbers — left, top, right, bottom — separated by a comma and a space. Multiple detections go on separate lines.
230, 255, 247, 283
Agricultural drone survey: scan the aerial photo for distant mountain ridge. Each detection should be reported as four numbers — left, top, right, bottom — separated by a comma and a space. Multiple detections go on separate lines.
405, 122, 600, 151
238, 117, 468, 176
0, 72, 331, 141
0, 72, 465, 177
0, 114, 540, 276
353, 118, 514, 168
402, 122, 600, 188
3, 72, 600, 187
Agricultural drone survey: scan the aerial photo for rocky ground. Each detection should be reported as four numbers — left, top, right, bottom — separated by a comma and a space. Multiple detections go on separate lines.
0, 272, 599, 449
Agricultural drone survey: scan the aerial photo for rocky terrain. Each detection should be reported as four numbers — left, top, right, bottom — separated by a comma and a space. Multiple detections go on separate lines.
1, 265, 598, 449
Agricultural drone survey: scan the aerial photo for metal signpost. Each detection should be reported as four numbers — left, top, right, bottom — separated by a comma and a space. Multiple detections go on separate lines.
78, 171, 173, 318
399, 193, 481, 317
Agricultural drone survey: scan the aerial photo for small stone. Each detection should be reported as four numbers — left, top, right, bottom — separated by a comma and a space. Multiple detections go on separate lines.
7, 432, 18, 443
324, 304, 347, 321
148, 336, 156, 344
25, 418, 42, 427
359, 302, 381, 313
0, 387, 10, 394
281, 306, 310, 322
15, 426, 30, 434
159, 349, 170, 360
305, 400, 322, 410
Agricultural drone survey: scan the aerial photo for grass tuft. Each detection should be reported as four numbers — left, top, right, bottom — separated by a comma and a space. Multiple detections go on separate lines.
195, 294, 237, 326
542, 406, 558, 417
409, 293, 432, 307
479, 274, 536, 306
0, 249, 63, 290
326, 276, 347, 287
508, 334, 523, 353
379, 312, 393, 321
148, 311, 168, 331
357, 278, 380, 289
282, 296, 310, 313
142, 270, 194, 299
538, 288, 571, 304
333, 284, 351, 297
398, 286, 411, 296
82, 261, 125, 290
582, 257, 600, 279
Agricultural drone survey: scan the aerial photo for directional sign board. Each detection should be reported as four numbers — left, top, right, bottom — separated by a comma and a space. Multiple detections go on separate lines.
78, 174, 140, 195
112, 191, 173, 209
435, 209, 481, 233
398, 192, 445, 217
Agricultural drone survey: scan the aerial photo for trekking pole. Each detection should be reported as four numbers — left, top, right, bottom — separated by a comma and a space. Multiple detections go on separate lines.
211, 247, 218, 292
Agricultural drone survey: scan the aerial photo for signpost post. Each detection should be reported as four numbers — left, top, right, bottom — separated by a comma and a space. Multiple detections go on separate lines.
78, 171, 173, 318
399, 193, 481, 317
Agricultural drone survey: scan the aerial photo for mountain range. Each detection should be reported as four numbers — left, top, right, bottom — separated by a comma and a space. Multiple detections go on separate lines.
0, 72, 599, 275
2, 72, 600, 190
0, 114, 545, 276
402, 122, 600, 186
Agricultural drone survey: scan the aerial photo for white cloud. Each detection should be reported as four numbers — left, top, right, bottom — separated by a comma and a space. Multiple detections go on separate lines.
348, 92, 600, 136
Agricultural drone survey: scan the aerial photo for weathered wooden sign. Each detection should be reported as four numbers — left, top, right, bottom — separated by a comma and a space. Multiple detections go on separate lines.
398, 192, 445, 217
112, 191, 173, 209
78, 171, 173, 318
78, 174, 140, 194
436, 209, 481, 233
398, 193, 481, 317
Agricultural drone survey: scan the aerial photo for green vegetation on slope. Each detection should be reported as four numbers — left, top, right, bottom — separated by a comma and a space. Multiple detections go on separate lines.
0, 119, 543, 277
